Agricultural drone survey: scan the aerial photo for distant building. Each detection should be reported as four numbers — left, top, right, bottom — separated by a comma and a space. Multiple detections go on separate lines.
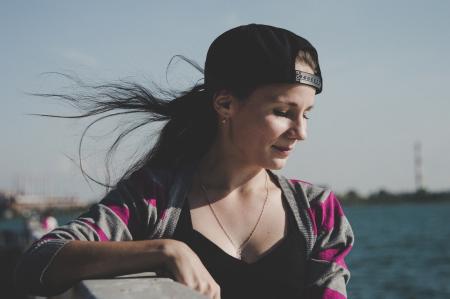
7, 193, 88, 214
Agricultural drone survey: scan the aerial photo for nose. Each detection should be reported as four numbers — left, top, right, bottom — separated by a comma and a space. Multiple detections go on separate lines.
288, 117, 307, 141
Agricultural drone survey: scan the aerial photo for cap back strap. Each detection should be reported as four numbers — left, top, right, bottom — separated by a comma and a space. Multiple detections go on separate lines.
295, 70, 322, 93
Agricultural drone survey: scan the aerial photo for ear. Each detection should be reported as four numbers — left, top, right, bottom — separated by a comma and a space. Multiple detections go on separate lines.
212, 89, 239, 119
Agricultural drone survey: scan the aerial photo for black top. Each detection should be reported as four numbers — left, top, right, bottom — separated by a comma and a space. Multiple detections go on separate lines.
173, 197, 307, 299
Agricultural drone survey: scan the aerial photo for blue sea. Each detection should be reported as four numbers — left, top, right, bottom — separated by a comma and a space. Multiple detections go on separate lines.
2, 201, 450, 298
345, 201, 450, 299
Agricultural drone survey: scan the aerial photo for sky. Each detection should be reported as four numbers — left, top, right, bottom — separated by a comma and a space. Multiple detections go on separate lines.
1, 1, 449, 200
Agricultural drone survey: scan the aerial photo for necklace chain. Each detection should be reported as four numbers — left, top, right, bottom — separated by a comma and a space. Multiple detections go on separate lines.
199, 172, 269, 258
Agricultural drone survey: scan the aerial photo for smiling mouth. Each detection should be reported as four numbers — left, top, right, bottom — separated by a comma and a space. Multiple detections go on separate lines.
272, 145, 294, 152
272, 145, 293, 154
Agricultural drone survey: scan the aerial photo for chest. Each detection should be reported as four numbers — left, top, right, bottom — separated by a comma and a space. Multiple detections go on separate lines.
173, 192, 307, 298
187, 188, 289, 263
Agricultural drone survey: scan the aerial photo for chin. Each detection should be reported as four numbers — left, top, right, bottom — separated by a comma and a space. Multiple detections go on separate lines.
265, 158, 287, 170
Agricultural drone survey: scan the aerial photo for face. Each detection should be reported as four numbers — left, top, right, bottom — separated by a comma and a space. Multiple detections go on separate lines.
225, 63, 316, 170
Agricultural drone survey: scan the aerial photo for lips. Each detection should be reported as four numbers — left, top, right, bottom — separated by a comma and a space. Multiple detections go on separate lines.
271, 145, 294, 158
272, 145, 294, 152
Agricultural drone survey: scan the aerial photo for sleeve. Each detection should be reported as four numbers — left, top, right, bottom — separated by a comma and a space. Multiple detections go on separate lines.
304, 191, 354, 299
13, 168, 160, 296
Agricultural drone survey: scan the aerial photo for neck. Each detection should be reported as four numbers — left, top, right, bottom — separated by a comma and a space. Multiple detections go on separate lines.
195, 140, 267, 195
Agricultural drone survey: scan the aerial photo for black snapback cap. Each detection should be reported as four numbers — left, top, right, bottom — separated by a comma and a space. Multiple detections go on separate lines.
204, 23, 323, 95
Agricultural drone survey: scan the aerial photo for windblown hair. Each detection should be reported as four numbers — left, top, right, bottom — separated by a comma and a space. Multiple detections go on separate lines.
35, 51, 318, 190
34, 57, 217, 189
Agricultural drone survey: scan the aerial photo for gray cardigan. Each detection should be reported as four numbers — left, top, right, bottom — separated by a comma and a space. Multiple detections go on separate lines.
15, 164, 354, 298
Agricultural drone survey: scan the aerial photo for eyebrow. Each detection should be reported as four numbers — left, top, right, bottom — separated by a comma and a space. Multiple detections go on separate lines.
280, 101, 314, 110
268, 94, 314, 110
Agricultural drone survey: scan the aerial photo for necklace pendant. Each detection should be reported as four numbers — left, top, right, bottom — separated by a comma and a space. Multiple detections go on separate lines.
200, 172, 269, 264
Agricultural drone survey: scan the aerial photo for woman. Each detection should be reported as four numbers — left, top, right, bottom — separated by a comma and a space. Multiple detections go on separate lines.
15, 24, 354, 299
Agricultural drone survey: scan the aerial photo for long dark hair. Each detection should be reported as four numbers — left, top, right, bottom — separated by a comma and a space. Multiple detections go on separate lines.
34, 56, 217, 189
34, 50, 318, 191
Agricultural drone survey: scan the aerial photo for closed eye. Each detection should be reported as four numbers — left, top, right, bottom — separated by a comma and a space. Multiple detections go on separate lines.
273, 109, 290, 117
274, 109, 311, 120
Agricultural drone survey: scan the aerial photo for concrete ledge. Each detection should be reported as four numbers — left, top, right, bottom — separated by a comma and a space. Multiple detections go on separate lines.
49, 272, 207, 299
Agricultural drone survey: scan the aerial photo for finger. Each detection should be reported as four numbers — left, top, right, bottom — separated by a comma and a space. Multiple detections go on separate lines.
204, 282, 220, 299
214, 284, 221, 299
213, 289, 221, 299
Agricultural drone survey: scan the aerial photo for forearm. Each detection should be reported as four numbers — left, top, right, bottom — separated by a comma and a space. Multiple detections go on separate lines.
43, 239, 174, 292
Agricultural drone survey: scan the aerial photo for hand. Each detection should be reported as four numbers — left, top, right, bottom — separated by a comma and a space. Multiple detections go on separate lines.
163, 239, 221, 299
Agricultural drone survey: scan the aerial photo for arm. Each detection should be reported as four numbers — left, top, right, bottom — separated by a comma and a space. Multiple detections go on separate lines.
305, 191, 354, 299
14, 170, 157, 296
39, 239, 172, 295
14, 169, 221, 298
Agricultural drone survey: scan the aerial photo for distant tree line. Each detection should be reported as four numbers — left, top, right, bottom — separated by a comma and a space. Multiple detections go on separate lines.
338, 188, 450, 204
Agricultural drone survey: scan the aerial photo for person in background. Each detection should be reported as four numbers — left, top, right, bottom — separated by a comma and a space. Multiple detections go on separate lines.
40, 210, 58, 233
15, 24, 354, 299
25, 210, 59, 241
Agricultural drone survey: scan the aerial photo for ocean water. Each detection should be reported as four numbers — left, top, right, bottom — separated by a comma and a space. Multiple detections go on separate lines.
345, 201, 450, 299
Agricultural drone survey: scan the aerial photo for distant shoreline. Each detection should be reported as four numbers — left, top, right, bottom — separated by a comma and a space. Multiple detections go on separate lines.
338, 189, 450, 205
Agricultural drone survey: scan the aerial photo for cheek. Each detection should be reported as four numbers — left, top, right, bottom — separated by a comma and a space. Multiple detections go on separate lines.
239, 116, 290, 148
262, 116, 291, 138
232, 112, 290, 146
